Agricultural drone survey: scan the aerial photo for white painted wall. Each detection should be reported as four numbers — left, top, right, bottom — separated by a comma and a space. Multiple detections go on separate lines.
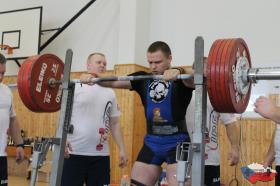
134, 0, 150, 66
2, 0, 150, 75
1, 0, 120, 75
41, 0, 120, 72
149, 0, 280, 68
2, 0, 280, 116
117, 0, 150, 66
3, 0, 280, 68
149, 0, 280, 116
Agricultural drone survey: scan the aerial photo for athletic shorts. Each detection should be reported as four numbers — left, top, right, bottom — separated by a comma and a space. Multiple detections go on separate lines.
204, 165, 220, 186
0, 157, 8, 186
61, 155, 110, 186
136, 134, 189, 165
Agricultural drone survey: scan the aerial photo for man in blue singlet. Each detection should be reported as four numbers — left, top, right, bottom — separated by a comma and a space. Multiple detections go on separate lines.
81, 41, 194, 186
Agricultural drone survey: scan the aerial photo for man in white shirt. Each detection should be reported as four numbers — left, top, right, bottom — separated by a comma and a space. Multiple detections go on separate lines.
61, 53, 127, 186
0, 53, 25, 186
186, 94, 240, 185
186, 57, 240, 186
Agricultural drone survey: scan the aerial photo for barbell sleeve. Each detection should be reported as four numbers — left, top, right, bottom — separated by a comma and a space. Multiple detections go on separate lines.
247, 67, 280, 83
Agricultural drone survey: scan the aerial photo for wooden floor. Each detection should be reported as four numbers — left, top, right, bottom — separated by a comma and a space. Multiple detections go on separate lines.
9, 176, 48, 186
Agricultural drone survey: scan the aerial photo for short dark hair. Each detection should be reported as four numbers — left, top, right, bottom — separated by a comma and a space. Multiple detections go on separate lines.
147, 41, 171, 58
0, 53, 6, 64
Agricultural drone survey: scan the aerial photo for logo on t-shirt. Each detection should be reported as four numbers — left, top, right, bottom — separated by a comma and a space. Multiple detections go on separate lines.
96, 101, 112, 151
152, 108, 167, 122
149, 80, 170, 103
206, 110, 219, 151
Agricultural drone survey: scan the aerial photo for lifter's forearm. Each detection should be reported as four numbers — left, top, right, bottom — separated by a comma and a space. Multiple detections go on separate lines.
98, 80, 131, 89
80, 73, 131, 89
173, 67, 194, 88
225, 122, 240, 150
110, 120, 126, 152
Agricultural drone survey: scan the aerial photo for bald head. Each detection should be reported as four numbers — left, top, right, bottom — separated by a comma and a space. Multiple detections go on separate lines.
86, 53, 107, 74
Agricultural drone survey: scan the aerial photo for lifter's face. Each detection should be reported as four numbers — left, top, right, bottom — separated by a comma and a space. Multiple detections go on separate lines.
147, 50, 171, 75
87, 54, 107, 75
0, 63, 6, 83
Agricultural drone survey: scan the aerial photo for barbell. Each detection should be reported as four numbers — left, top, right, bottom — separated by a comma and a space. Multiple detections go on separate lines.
10, 38, 280, 113
15, 54, 192, 112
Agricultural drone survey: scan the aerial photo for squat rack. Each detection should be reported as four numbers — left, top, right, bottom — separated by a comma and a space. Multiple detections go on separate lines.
30, 37, 207, 186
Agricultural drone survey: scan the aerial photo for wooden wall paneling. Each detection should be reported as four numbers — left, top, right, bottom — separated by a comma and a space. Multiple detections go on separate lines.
3, 76, 59, 139
131, 65, 148, 162
219, 118, 276, 186
219, 95, 278, 185
108, 64, 148, 184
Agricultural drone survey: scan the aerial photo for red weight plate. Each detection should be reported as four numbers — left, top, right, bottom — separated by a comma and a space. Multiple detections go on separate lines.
18, 56, 42, 111
207, 39, 227, 111
224, 39, 240, 112
18, 54, 64, 112
207, 40, 220, 110
225, 38, 251, 113
29, 54, 64, 112
213, 39, 228, 112
219, 39, 235, 112
208, 38, 252, 113
207, 40, 222, 110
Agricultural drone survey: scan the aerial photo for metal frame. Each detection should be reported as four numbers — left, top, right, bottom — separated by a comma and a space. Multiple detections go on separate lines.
29, 49, 75, 186
175, 37, 207, 186
176, 142, 193, 185
30, 138, 55, 186
191, 37, 207, 186
49, 49, 75, 186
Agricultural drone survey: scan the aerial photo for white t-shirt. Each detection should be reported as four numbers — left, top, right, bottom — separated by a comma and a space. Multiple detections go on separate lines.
185, 93, 237, 165
0, 83, 16, 156
274, 124, 280, 165
68, 84, 120, 156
